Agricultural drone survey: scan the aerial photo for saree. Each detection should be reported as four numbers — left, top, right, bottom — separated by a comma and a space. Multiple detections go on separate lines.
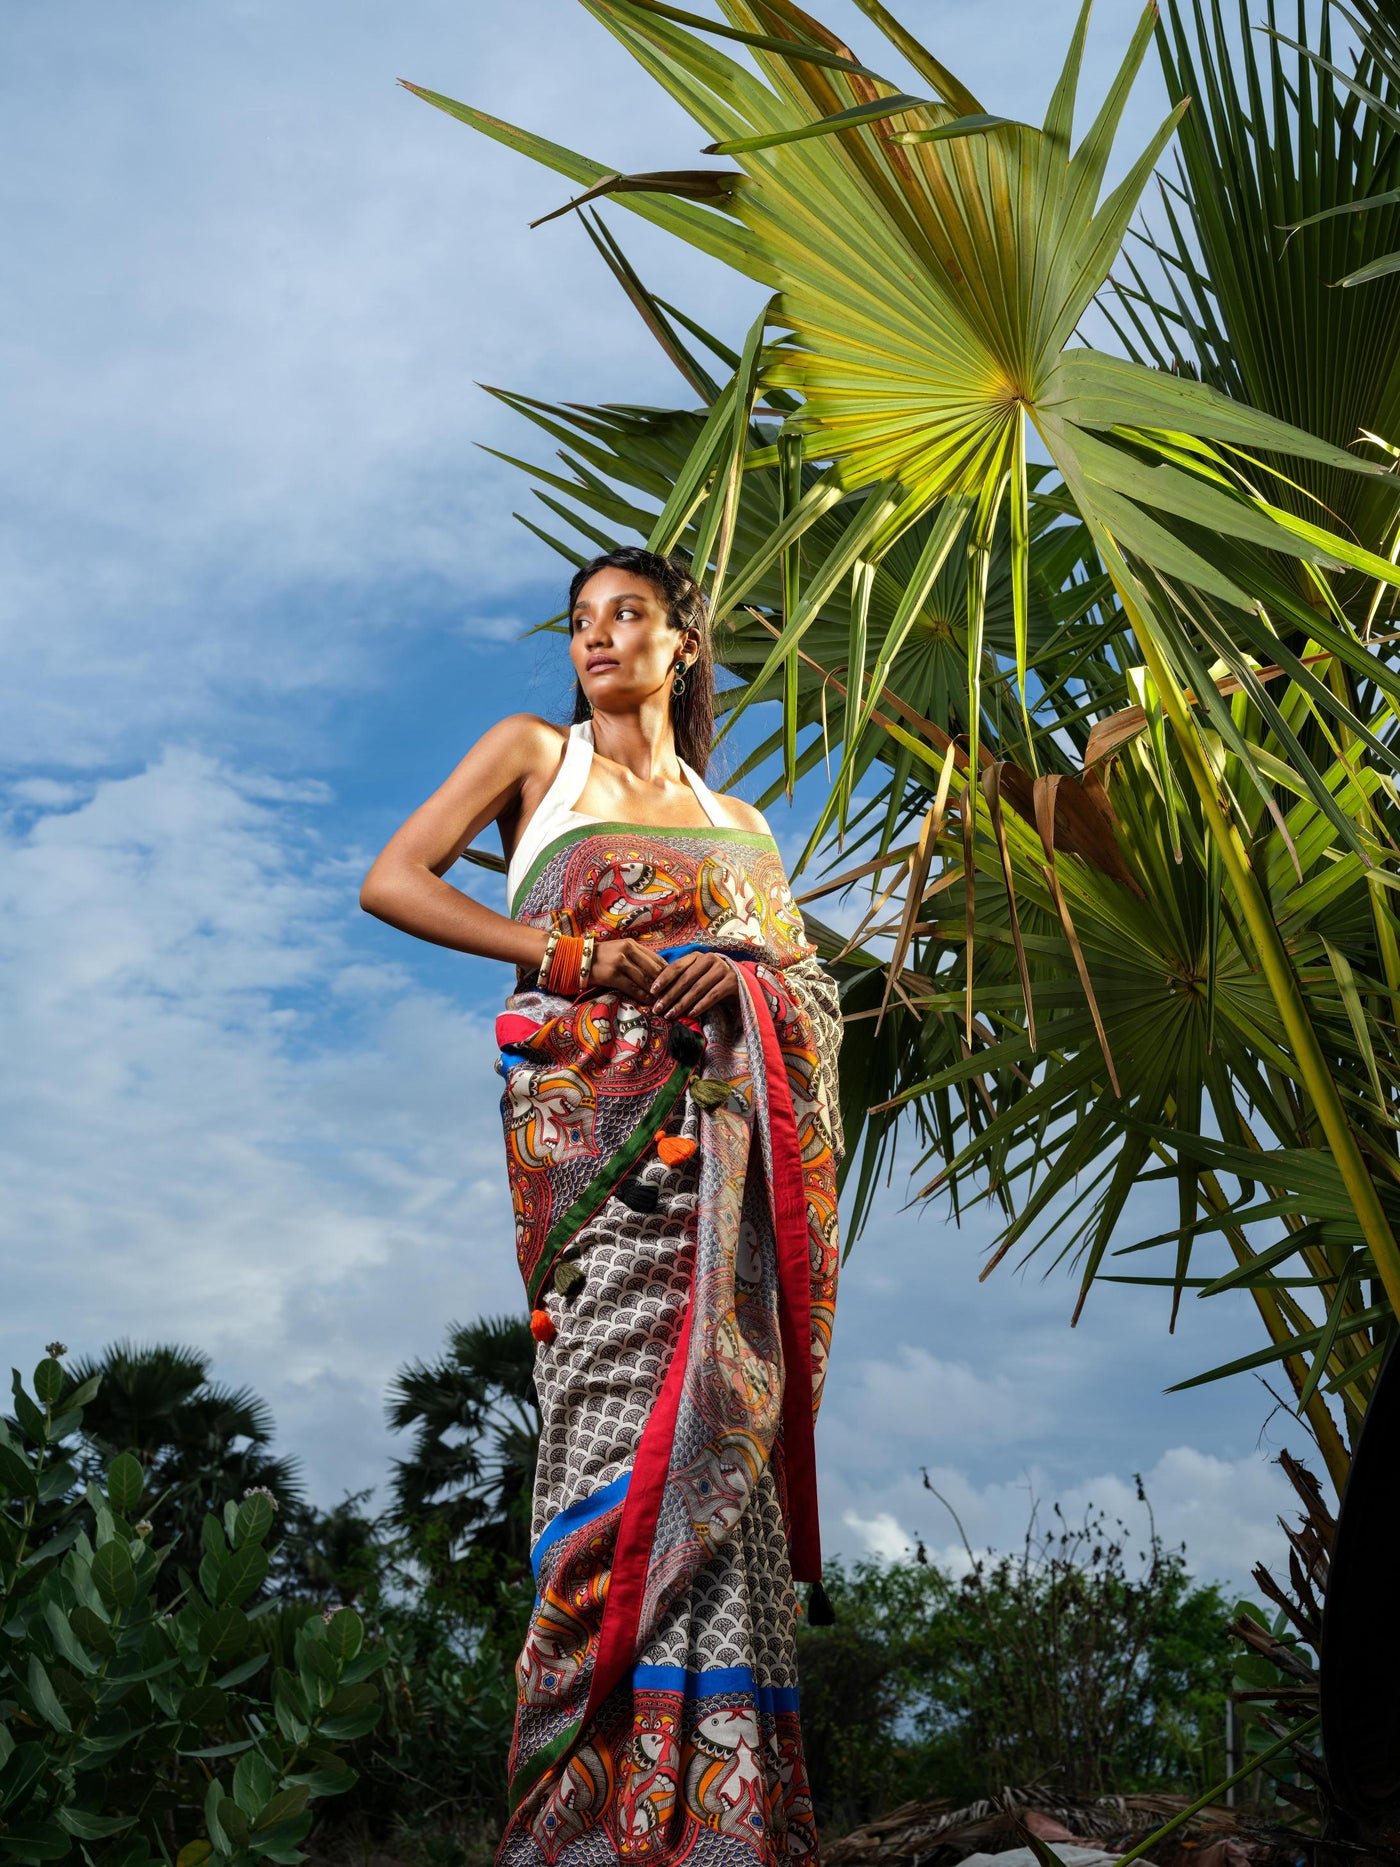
494, 811, 843, 1866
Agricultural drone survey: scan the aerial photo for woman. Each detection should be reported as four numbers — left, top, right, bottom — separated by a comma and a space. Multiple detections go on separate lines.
361, 547, 843, 1865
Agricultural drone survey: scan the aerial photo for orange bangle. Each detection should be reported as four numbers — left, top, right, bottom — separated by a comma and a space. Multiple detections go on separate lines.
545, 934, 585, 996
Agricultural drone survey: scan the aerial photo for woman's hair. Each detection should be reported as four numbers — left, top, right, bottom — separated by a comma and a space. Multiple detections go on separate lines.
568, 547, 715, 776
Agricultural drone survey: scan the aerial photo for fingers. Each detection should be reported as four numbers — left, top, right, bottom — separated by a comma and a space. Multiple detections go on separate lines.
575, 941, 732, 1012
585, 940, 661, 1000
649, 954, 702, 1014
632, 944, 667, 981
648, 958, 686, 999
622, 959, 658, 998
688, 980, 736, 1016
652, 955, 736, 1018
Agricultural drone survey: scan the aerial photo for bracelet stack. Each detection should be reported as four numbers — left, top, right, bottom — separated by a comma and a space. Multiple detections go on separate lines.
539, 930, 598, 998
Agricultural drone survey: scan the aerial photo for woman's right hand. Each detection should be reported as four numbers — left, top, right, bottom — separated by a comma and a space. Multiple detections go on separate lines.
587, 937, 667, 1003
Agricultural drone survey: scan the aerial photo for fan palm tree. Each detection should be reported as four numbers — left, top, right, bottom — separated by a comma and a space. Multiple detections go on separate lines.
69, 1339, 303, 1580
413, 0, 1400, 1496
1265, 0, 1400, 289
385, 1316, 541, 1622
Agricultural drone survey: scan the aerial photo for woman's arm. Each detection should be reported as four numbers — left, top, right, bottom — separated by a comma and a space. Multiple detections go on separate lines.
359, 714, 559, 972
361, 714, 712, 1004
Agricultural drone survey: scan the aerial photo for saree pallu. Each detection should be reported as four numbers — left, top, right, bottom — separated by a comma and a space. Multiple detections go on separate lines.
495, 822, 843, 1866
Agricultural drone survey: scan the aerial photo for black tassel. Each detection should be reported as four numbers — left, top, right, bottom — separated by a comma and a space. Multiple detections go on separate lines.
667, 1023, 704, 1066
807, 1580, 836, 1626
616, 1178, 660, 1214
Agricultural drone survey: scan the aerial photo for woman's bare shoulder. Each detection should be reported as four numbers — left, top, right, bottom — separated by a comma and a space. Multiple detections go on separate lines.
472, 713, 568, 775
715, 793, 771, 836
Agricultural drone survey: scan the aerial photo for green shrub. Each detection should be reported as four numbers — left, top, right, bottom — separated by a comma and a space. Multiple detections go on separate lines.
797, 1490, 1232, 1831
0, 1349, 382, 1865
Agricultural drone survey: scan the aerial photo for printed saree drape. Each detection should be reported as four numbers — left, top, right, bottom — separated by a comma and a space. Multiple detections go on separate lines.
494, 818, 843, 1866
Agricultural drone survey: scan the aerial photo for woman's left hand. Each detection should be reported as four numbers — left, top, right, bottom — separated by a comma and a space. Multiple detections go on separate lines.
650, 951, 740, 1019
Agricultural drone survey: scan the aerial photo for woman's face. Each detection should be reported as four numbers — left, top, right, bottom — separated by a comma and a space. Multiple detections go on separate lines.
569, 568, 695, 714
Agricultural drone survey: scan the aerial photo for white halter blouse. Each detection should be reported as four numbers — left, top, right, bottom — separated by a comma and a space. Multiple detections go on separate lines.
506, 720, 739, 913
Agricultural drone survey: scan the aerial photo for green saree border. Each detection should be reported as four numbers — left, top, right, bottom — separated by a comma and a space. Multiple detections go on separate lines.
525, 1055, 697, 1307
509, 1712, 585, 1811
511, 820, 776, 916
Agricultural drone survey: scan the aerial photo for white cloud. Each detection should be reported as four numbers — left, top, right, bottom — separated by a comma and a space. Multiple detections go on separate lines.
0, 751, 522, 1498
1, 0, 758, 767
9, 778, 93, 810
831, 1344, 1034, 1453
842, 1509, 914, 1565
830, 1445, 1294, 1601
1, 0, 1170, 768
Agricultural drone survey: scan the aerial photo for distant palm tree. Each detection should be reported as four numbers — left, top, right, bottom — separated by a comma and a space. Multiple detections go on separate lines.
70, 1340, 302, 1578
275, 1488, 387, 1608
386, 1316, 540, 1620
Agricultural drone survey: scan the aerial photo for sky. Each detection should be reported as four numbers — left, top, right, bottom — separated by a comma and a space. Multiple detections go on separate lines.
2, 0, 1311, 1601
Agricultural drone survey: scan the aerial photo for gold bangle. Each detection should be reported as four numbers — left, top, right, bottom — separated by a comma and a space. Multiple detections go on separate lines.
538, 928, 561, 986
579, 933, 598, 990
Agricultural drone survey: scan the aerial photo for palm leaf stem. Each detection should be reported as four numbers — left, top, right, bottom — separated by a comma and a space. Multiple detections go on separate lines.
1195, 1165, 1351, 1491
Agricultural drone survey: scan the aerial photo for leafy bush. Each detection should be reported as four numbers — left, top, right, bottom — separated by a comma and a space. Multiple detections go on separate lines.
797, 1484, 1231, 1831
349, 1584, 525, 1855
0, 1350, 380, 1865
255, 1488, 526, 1862
66, 1342, 304, 1596
0, 1329, 1237, 1859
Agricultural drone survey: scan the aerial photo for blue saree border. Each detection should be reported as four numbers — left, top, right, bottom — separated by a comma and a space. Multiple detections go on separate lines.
633, 1664, 800, 1715
530, 1471, 631, 1581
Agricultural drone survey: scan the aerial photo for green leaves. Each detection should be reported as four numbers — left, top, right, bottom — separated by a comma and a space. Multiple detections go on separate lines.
0, 1350, 378, 1862
704, 97, 1013, 156
321, 1608, 363, 1665
27, 1655, 71, 1733
197, 1602, 247, 1660
528, 167, 742, 230
317, 1681, 379, 1742
31, 1360, 64, 1408
55, 1807, 134, 1840
213, 1542, 268, 1608
233, 1491, 276, 1547
105, 1453, 144, 1514
91, 1539, 137, 1613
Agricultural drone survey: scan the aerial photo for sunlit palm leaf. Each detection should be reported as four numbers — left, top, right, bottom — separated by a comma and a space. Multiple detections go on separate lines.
426, 0, 1400, 1458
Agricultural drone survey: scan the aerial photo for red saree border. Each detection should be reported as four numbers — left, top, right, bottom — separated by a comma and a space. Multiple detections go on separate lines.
736, 962, 821, 1584
579, 1297, 697, 1730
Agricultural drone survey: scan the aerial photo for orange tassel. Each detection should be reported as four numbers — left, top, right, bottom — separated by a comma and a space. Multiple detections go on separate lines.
529, 1306, 557, 1344
656, 1135, 697, 1167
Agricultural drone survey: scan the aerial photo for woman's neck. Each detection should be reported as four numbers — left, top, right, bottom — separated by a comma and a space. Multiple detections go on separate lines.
588, 703, 683, 785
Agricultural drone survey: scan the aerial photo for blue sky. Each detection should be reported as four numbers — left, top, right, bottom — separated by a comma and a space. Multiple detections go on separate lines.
2, 0, 1308, 1596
